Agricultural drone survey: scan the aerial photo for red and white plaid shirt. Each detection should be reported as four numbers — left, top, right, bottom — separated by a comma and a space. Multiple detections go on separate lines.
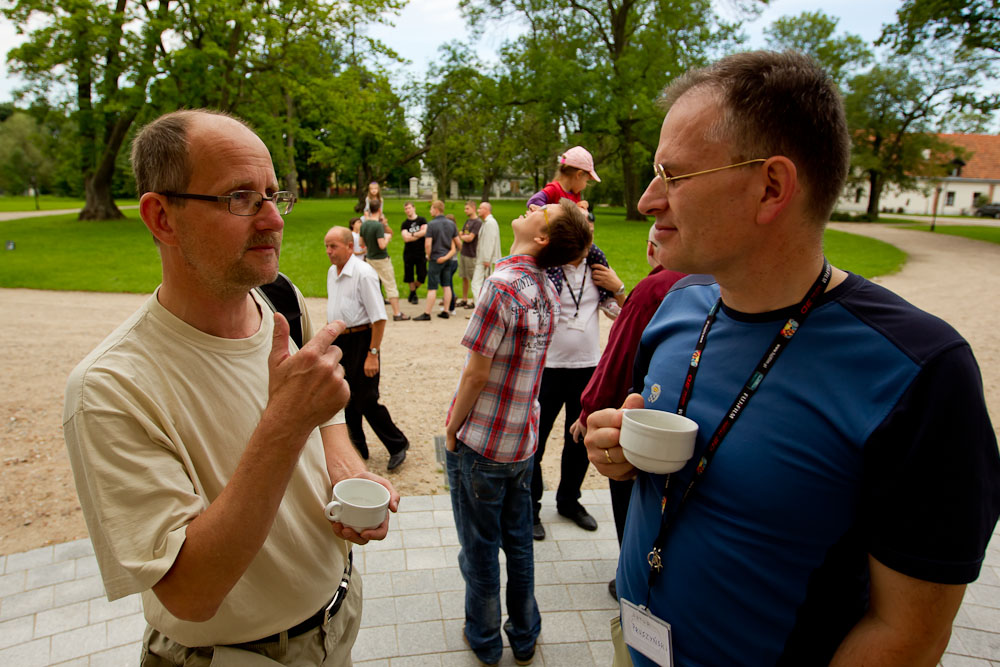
450, 254, 560, 462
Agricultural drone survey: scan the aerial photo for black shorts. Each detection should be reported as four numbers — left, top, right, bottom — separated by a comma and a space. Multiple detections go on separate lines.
403, 253, 427, 284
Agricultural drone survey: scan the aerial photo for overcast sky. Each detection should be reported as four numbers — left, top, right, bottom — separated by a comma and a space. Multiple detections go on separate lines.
0, 0, 903, 103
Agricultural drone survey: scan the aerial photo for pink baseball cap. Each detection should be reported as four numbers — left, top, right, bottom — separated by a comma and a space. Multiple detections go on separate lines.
559, 146, 601, 182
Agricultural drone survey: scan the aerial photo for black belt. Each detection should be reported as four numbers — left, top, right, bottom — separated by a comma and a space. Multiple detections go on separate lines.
233, 552, 353, 646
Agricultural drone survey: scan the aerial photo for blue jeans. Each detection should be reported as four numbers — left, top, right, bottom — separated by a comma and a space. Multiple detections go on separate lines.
447, 442, 541, 664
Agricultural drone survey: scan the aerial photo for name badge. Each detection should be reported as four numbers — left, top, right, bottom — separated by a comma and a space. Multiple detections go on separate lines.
620, 597, 673, 666
568, 314, 586, 331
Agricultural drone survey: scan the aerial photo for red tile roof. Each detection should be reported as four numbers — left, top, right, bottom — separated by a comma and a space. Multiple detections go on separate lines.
938, 134, 1000, 180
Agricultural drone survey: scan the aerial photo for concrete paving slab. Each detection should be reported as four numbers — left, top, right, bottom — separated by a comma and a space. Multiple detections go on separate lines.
0, 492, 995, 665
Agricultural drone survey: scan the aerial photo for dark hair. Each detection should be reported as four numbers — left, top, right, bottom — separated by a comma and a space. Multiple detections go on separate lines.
367, 198, 382, 215
534, 200, 592, 269
130, 109, 251, 198
660, 50, 849, 221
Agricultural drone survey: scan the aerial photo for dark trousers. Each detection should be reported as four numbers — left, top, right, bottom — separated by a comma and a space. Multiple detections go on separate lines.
531, 366, 596, 517
609, 478, 634, 545
338, 328, 408, 456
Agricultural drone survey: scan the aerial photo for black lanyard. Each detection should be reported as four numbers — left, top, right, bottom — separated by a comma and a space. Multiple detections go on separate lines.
643, 260, 832, 596
561, 264, 588, 318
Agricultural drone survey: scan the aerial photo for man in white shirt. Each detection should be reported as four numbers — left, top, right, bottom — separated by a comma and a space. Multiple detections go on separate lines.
325, 226, 410, 470
472, 201, 502, 306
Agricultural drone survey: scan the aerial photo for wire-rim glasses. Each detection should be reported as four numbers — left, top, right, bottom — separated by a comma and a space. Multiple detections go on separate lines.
653, 159, 766, 193
160, 190, 297, 216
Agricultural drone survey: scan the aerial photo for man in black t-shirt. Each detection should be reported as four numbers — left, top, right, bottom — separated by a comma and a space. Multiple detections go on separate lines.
400, 201, 427, 304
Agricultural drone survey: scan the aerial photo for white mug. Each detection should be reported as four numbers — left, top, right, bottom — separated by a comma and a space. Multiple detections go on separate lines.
619, 408, 699, 474
324, 478, 390, 531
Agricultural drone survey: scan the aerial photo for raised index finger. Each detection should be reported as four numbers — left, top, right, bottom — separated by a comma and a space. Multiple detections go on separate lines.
305, 320, 347, 352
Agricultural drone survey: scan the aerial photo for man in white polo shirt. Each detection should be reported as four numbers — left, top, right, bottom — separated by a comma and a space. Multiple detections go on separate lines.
325, 226, 411, 470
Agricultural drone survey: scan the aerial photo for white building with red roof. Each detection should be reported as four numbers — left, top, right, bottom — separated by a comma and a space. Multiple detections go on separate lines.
839, 134, 1000, 216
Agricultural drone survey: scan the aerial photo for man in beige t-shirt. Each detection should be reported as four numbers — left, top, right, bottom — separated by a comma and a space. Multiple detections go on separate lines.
63, 109, 399, 666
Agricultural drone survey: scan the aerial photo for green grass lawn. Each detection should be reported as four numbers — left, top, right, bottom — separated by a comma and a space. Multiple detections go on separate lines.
0, 195, 139, 212
901, 224, 1000, 246
0, 198, 906, 296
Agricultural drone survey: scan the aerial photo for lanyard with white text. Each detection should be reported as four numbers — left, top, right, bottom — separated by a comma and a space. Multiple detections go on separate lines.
561, 264, 588, 318
644, 260, 832, 596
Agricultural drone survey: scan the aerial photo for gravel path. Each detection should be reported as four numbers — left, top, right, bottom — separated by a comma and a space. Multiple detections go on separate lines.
1, 221, 997, 555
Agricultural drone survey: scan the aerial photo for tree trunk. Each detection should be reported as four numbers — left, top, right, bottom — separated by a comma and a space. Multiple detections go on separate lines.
79, 112, 136, 221
283, 91, 299, 197
481, 176, 493, 202
620, 122, 644, 220
80, 174, 123, 220
865, 170, 883, 220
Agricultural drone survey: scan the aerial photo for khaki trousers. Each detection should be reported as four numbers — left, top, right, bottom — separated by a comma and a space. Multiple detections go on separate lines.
139, 572, 363, 667
367, 257, 399, 299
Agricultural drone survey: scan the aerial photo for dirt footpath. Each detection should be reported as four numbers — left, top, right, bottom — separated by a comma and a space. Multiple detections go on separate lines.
0, 286, 614, 555
1, 223, 998, 555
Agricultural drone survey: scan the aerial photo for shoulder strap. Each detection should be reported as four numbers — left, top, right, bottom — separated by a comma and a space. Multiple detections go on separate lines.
255, 272, 303, 349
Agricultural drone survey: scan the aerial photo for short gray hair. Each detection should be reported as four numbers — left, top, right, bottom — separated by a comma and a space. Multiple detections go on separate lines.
130, 109, 251, 198
660, 51, 850, 222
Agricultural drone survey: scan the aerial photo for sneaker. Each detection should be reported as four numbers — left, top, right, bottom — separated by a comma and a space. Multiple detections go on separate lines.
463, 626, 499, 667
437, 311, 450, 319
608, 578, 617, 600
450, 310, 457, 317
413, 313, 431, 321
504, 621, 536, 665
514, 644, 536, 665
532, 518, 545, 541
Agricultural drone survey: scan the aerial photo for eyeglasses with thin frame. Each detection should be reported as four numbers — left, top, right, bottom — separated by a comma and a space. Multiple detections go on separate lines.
653, 159, 766, 193
159, 190, 297, 216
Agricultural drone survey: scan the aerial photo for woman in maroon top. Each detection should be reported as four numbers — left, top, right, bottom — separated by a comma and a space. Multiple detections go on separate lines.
570, 226, 685, 598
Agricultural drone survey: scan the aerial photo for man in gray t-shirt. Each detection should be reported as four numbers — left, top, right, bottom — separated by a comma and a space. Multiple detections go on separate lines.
414, 200, 459, 321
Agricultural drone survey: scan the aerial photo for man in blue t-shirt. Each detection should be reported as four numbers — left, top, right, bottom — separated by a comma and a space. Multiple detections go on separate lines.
585, 51, 1000, 666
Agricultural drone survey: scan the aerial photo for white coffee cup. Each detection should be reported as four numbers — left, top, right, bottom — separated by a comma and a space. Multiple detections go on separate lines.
324, 478, 390, 531
619, 409, 699, 474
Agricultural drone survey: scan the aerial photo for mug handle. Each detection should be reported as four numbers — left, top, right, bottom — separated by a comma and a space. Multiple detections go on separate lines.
324, 500, 342, 522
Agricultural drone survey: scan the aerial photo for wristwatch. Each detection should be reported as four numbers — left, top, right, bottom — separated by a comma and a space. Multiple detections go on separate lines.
614, 283, 626, 296
369, 347, 379, 356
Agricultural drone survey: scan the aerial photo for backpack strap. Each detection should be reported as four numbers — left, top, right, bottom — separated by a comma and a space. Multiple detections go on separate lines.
255, 272, 304, 349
